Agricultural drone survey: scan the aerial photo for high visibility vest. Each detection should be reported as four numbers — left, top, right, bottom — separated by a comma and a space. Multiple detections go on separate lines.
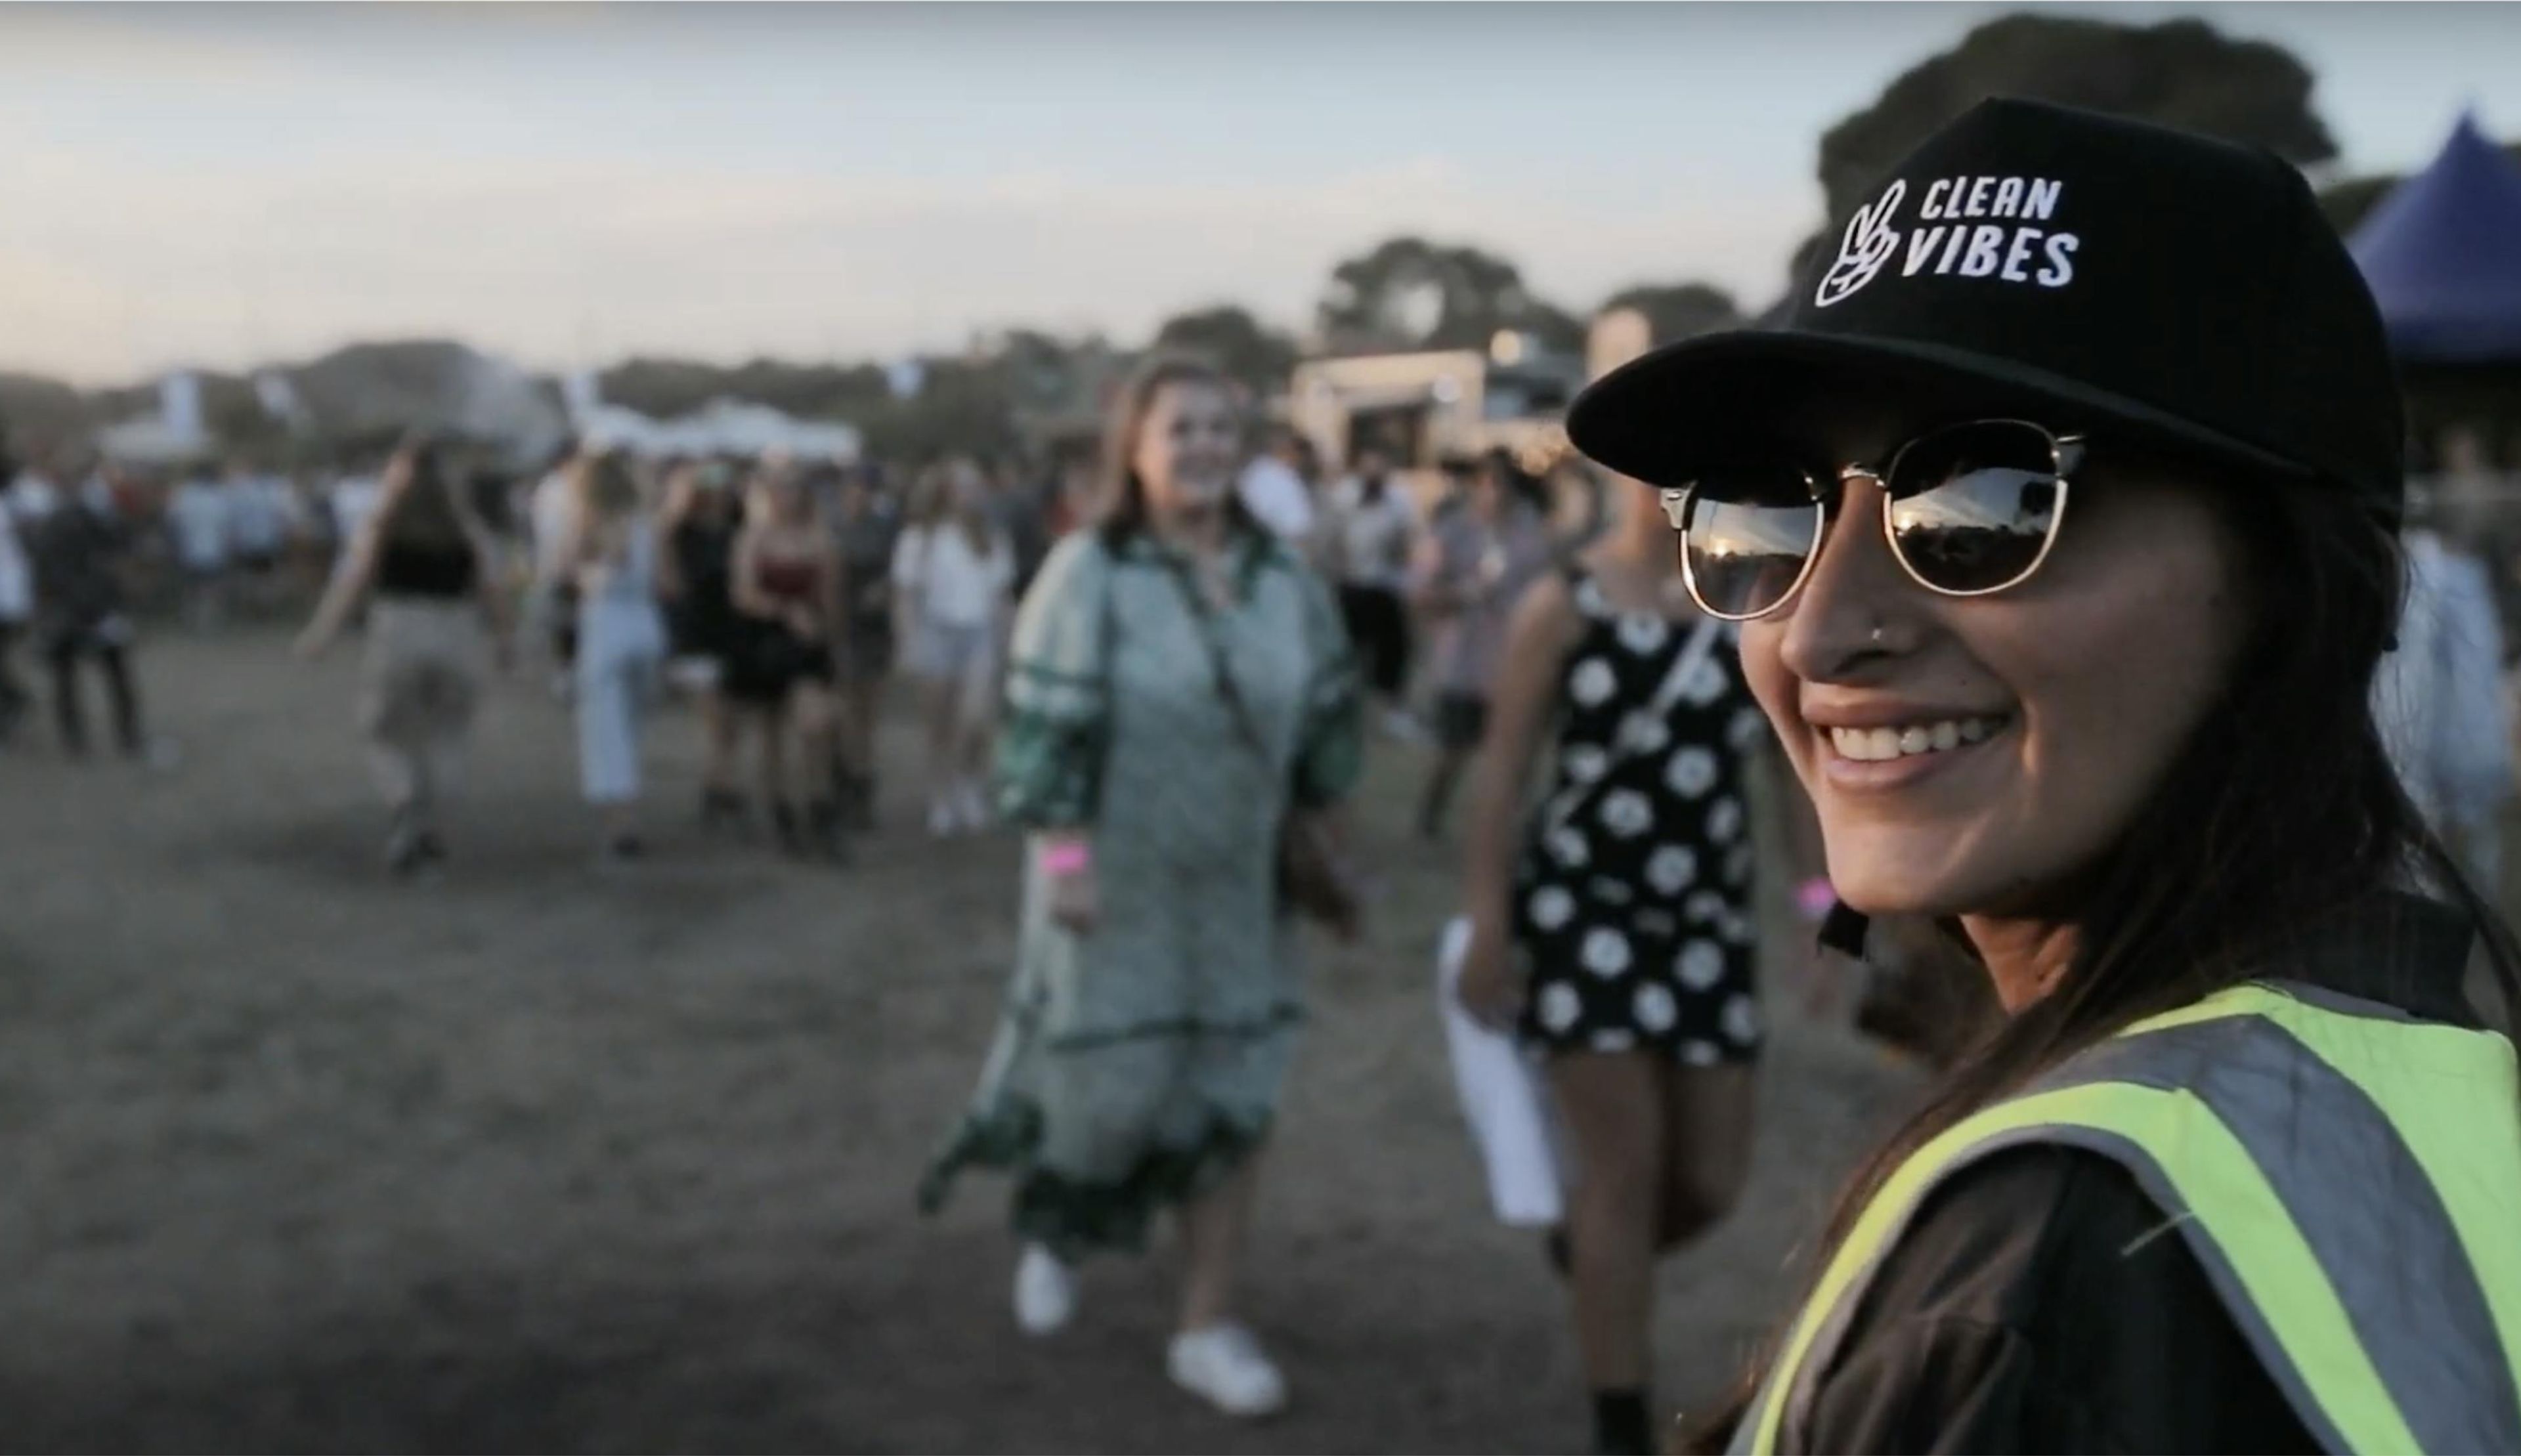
1735, 981, 2521, 1455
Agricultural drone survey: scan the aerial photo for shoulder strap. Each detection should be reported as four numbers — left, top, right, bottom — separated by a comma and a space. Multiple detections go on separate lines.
1536, 611, 1723, 842
1157, 553, 1274, 769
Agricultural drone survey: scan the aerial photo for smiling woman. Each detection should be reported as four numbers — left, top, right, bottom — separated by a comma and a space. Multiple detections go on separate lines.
1570, 99, 2521, 1455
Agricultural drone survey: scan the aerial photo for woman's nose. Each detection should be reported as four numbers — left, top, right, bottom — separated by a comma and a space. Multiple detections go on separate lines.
1777, 472, 1926, 681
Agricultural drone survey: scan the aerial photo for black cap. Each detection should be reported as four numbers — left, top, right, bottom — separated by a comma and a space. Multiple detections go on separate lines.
1570, 98, 2403, 519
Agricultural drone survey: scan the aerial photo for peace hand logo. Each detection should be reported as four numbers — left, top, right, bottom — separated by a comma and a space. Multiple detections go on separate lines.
1814, 179, 1906, 309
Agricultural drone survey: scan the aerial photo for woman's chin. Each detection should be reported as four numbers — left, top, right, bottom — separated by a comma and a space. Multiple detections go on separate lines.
1824, 838, 1991, 921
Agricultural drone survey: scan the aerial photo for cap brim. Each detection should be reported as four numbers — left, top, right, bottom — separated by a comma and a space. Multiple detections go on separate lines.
1568, 330, 2322, 494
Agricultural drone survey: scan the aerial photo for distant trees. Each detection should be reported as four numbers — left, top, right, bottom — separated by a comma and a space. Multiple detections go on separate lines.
1152, 306, 1297, 394
1315, 236, 1583, 356
1819, 14, 2335, 226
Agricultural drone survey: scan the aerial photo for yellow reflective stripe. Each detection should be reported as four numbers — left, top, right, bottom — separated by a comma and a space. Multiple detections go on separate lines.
1742, 1088, 2180, 1454
2249, 988, 2521, 1407
1745, 1081, 2417, 1456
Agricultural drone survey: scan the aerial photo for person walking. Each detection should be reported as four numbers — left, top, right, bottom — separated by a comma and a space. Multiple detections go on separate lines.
165, 464, 232, 630
562, 450, 670, 861
26, 454, 158, 764
1325, 449, 1423, 740
725, 462, 848, 859
297, 434, 511, 873
1455, 453, 1764, 1456
1569, 99, 2521, 1454
658, 459, 748, 830
918, 356, 1363, 1419
894, 459, 1016, 836
1414, 448, 1560, 839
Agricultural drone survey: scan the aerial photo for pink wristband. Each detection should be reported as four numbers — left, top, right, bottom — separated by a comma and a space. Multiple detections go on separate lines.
1796, 877, 1838, 922
1041, 841, 1092, 876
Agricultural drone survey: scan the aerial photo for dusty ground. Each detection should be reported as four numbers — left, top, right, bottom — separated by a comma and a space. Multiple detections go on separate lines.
0, 622, 1916, 1455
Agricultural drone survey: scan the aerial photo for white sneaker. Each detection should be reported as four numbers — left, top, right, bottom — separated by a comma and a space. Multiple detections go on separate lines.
1012, 1244, 1075, 1336
1167, 1322, 1288, 1418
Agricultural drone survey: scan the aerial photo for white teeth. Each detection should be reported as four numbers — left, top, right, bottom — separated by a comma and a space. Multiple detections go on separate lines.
1827, 717, 2006, 762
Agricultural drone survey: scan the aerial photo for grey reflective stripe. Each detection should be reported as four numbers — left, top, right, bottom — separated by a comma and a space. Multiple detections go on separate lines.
1752, 1008, 2518, 1456
2256, 975, 2423, 1025
2038, 1014, 2521, 1455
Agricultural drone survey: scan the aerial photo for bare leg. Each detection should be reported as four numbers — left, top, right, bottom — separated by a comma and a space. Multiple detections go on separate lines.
920, 674, 958, 824
1549, 1052, 1667, 1394
700, 686, 738, 795
1656, 1062, 1755, 1251
756, 701, 790, 809
1178, 1150, 1266, 1333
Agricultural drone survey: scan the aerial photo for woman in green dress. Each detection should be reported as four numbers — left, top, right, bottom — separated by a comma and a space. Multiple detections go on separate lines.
918, 356, 1362, 1418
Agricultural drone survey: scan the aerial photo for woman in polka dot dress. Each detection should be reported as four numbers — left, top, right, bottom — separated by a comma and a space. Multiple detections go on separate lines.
1457, 472, 1765, 1456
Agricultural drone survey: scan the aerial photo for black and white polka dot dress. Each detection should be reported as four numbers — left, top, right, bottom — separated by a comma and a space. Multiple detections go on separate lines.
1512, 566, 1766, 1064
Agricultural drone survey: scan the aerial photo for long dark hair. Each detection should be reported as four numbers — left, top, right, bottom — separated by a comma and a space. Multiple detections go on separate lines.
1095, 353, 1258, 547
377, 433, 479, 552
1689, 458, 2521, 1449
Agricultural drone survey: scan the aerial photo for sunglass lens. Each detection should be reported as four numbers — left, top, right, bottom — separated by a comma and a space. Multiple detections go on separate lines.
1885, 422, 2063, 595
1679, 465, 1822, 619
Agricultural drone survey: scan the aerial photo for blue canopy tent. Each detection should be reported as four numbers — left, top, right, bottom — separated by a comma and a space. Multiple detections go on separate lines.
2350, 112, 2521, 366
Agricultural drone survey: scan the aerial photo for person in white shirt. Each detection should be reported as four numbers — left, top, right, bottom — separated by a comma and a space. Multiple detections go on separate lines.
166, 467, 233, 629
222, 463, 296, 613
1324, 450, 1423, 738
527, 442, 585, 689
2377, 479, 2516, 891
894, 458, 1016, 835
330, 469, 383, 559
1236, 426, 1318, 546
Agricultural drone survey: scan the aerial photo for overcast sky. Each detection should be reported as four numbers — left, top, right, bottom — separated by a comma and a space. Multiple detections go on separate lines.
6, 2, 2520, 384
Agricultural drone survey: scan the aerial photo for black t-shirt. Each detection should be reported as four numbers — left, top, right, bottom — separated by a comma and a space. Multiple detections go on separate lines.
1785, 894, 2484, 1455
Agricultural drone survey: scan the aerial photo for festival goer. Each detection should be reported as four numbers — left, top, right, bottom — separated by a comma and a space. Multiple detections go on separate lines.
527, 439, 583, 697
726, 462, 848, 859
327, 460, 383, 573
562, 450, 670, 861
919, 356, 1362, 1419
1325, 448, 1422, 739
224, 460, 298, 615
1236, 423, 1320, 548
988, 456, 1053, 601
296, 435, 511, 874
26, 453, 158, 763
1455, 453, 1763, 1456
832, 467, 901, 830
2377, 473, 2512, 892
165, 464, 232, 630
1413, 448, 1559, 838
658, 459, 748, 830
894, 460, 1016, 836
1570, 99, 2521, 1455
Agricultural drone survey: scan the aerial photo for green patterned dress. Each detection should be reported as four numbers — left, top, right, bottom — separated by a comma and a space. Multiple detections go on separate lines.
917, 526, 1362, 1258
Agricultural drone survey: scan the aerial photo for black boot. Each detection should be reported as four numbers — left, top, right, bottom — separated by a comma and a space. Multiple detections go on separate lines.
844, 770, 876, 832
771, 800, 804, 857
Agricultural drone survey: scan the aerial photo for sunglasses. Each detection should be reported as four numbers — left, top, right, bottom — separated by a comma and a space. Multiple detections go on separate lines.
1659, 419, 2083, 622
